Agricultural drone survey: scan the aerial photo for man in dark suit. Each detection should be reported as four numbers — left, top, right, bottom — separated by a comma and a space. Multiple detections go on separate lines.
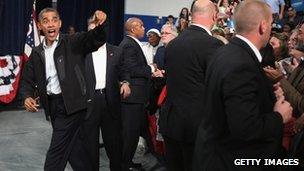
119, 17, 163, 170
158, 1, 224, 170
83, 20, 130, 171
84, 42, 130, 171
193, 1, 293, 170
147, 24, 178, 115
20, 8, 106, 171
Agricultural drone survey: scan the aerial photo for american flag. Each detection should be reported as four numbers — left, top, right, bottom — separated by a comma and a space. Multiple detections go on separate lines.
0, 1, 40, 103
24, 0, 40, 61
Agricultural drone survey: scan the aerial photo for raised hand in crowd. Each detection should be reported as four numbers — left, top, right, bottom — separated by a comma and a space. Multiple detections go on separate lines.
273, 83, 293, 124
120, 82, 131, 99
273, 82, 284, 101
24, 97, 39, 112
273, 95, 293, 124
92, 10, 107, 26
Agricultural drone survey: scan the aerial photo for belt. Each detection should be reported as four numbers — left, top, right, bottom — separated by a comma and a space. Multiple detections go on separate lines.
47, 93, 62, 100
95, 88, 106, 94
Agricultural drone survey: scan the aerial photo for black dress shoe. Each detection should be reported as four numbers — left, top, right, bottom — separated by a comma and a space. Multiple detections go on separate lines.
128, 167, 144, 171
131, 162, 142, 168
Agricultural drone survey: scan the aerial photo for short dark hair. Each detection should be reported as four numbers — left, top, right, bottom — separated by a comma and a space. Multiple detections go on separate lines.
167, 15, 174, 19
38, 8, 60, 22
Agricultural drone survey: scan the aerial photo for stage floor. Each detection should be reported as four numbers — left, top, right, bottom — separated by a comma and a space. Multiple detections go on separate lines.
0, 110, 166, 171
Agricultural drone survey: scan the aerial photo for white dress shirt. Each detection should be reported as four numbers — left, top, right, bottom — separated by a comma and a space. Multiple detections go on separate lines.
142, 42, 162, 65
43, 35, 61, 95
127, 35, 155, 72
235, 35, 263, 62
92, 44, 107, 90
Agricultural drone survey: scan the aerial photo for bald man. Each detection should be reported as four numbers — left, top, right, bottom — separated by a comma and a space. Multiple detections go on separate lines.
119, 18, 162, 170
158, 0, 223, 170
193, 0, 292, 170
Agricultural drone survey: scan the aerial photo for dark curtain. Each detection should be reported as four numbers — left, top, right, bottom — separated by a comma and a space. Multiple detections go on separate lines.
0, 0, 34, 55
101, 0, 125, 45
36, 0, 52, 18
0, 0, 3, 21
57, 0, 124, 45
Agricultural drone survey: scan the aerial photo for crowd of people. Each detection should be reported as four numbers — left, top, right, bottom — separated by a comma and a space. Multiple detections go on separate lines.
19, 0, 304, 170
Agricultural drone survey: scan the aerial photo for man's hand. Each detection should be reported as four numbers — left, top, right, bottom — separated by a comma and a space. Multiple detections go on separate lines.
120, 83, 131, 99
93, 10, 107, 26
24, 97, 39, 112
279, 13, 284, 20
152, 69, 164, 78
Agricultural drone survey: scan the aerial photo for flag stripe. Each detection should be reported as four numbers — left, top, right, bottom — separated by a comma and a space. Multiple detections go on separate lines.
0, 1, 40, 104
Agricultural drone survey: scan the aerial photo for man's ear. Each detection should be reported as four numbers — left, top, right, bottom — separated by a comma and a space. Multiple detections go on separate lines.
37, 22, 42, 30
213, 12, 218, 23
259, 20, 267, 35
59, 19, 62, 28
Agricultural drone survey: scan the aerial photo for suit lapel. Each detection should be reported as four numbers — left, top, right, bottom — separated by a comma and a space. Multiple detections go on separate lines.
86, 53, 96, 88
106, 44, 113, 87
231, 37, 276, 101
231, 37, 262, 68
36, 44, 45, 65
126, 36, 148, 65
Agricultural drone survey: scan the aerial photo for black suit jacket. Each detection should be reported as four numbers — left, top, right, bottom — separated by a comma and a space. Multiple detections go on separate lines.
119, 36, 151, 104
85, 44, 126, 119
20, 25, 106, 119
193, 37, 284, 171
154, 46, 165, 70
159, 25, 224, 142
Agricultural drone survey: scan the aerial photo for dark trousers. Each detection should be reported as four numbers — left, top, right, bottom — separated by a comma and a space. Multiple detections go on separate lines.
121, 103, 154, 170
84, 91, 122, 171
163, 136, 194, 171
44, 95, 92, 171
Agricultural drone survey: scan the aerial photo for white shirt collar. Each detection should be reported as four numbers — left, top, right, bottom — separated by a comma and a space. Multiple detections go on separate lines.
191, 23, 212, 36
127, 35, 143, 47
43, 34, 59, 49
235, 34, 263, 63
97, 43, 106, 51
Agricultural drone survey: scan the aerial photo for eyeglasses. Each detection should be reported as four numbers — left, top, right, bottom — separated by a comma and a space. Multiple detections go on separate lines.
161, 32, 172, 35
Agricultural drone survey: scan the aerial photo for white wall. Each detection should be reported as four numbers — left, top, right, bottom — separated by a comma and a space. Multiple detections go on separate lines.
125, 0, 193, 17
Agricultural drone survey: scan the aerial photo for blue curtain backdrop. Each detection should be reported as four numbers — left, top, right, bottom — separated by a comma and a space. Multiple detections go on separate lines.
57, 0, 125, 45
0, 0, 34, 55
